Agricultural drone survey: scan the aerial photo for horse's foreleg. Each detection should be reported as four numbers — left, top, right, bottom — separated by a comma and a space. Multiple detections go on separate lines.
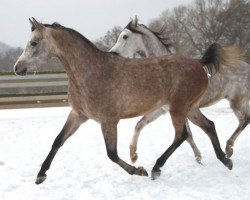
185, 121, 202, 164
130, 108, 166, 163
35, 110, 88, 184
188, 108, 233, 170
101, 121, 148, 177
226, 100, 250, 158
151, 109, 188, 180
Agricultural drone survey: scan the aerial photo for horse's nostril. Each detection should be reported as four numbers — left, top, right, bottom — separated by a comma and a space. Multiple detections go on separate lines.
15, 67, 28, 76
21, 68, 28, 75
14, 66, 18, 73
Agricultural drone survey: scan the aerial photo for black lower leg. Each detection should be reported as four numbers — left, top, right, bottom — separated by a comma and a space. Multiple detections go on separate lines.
35, 110, 86, 184
205, 120, 233, 170
35, 132, 65, 184
151, 125, 188, 179
102, 122, 148, 177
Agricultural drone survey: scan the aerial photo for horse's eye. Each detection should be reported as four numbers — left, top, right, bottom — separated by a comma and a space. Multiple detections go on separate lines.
123, 35, 128, 40
31, 41, 38, 47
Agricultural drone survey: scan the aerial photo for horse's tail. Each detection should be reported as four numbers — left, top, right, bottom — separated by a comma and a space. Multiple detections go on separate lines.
200, 43, 244, 75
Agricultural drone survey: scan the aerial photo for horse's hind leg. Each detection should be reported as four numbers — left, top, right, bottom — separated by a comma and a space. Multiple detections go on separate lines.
226, 99, 250, 158
129, 108, 166, 163
151, 108, 189, 180
185, 121, 202, 164
35, 110, 88, 184
101, 121, 148, 177
188, 108, 233, 170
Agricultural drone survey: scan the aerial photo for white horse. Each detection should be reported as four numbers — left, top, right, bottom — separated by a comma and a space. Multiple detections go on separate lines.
110, 17, 250, 164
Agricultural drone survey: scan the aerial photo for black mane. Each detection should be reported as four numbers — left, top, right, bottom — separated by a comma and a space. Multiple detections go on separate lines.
126, 22, 173, 53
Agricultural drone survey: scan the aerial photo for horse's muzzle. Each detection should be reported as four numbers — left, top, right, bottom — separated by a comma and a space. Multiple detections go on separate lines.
14, 64, 28, 76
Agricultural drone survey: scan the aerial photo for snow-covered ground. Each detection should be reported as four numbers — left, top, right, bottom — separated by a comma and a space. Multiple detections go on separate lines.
0, 100, 249, 200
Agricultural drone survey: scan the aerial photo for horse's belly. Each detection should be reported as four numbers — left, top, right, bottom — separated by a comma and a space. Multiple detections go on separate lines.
68, 81, 167, 121
120, 97, 165, 119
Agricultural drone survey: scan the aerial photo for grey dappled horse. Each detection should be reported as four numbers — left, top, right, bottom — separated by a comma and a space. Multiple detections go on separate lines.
110, 17, 249, 164
14, 18, 232, 183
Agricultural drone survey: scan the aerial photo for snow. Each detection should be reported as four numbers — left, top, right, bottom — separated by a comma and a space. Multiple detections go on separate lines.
0, 100, 249, 200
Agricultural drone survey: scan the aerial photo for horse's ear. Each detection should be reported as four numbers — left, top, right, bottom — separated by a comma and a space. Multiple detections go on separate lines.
29, 18, 35, 31
133, 15, 138, 27
29, 17, 45, 31
128, 16, 138, 28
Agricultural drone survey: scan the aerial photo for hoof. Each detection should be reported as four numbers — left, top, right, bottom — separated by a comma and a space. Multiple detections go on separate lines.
195, 156, 202, 165
136, 166, 148, 176
151, 168, 161, 180
224, 158, 233, 170
130, 153, 138, 164
35, 174, 47, 185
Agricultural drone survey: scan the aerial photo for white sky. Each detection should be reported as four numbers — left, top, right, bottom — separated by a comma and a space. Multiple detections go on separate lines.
0, 0, 193, 47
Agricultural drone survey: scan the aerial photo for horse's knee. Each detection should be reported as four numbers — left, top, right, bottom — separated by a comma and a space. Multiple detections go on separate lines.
182, 125, 189, 140
186, 133, 194, 143
51, 135, 64, 149
173, 124, 188, 146
244, 117, 250, 128
208, 119, 215, 129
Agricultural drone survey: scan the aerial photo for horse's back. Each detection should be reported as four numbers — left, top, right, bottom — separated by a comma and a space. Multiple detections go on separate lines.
120, 55, 208, 111
223, 60, 250, 100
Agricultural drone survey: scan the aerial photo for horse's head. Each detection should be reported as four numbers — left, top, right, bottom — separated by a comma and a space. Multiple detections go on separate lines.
110, 16, 173, 58
109, 16, 148, 58
14, 18, 53, 76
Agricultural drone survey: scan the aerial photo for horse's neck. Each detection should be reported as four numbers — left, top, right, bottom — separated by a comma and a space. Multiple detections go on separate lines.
52, 30, 105, 82
143, 33, 171, 57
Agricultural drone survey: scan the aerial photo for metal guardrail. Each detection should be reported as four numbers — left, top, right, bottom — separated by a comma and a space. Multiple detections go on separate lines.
0, 74, 69, 109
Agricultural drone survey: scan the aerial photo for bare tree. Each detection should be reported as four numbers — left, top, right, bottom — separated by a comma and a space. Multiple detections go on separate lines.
219, 0, 250, 60
149, 7, 189, 55
149, 0, 249, 60
176, 0, 230, 56
95, 26, 122, 51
